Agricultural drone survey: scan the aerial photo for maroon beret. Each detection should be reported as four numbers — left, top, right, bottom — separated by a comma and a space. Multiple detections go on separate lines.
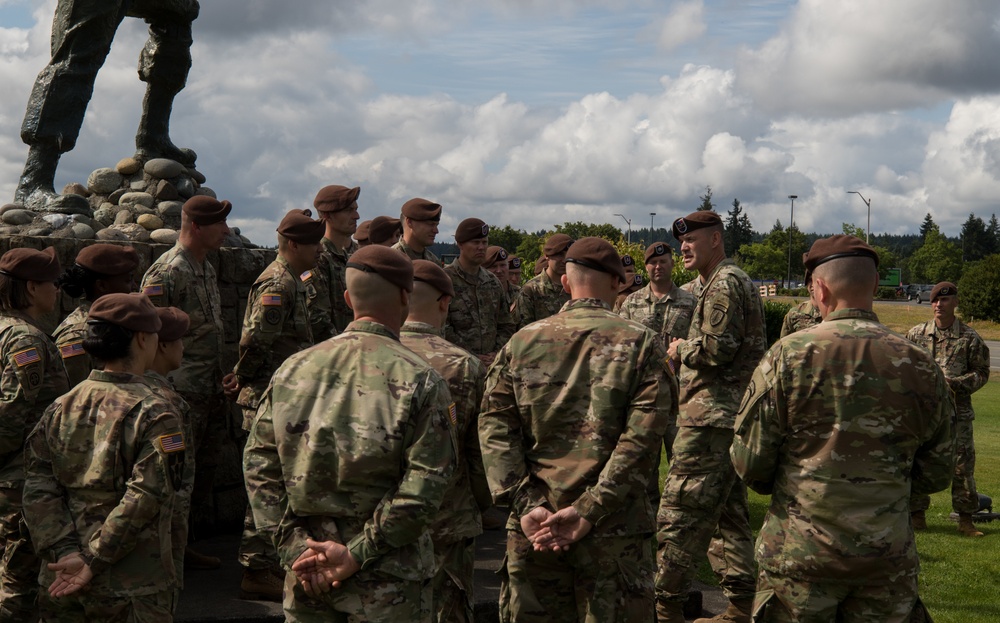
803, 235, 880, 271
543, 234, 574, 256
508, 255, 522, 270
565, 237, 626, 282
76, 244, 140, 277
456, 218, 489, 244
369, 216, 402, 244
88, 293, 162, 333
413, 259, 455, 297
930, 282, 958, 301
183, 195, 232, 225
354, 220, 372, 243
672, 211, 722, 240
400, 198, 442, 221
347, 245, 414, 292
313, 185, 360, 213
156, 307, 190, 342
621, 255, 634, 268
644, 242, 673, 263
277, 209, 325, 244
620, 273, 644, 294
534, 256, 548, 275
0, 247, 60, 282
484, 246, 508, 268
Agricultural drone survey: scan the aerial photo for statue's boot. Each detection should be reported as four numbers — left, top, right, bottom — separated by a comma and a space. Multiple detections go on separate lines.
134, 83, 197, 167
14, 142, 90, 215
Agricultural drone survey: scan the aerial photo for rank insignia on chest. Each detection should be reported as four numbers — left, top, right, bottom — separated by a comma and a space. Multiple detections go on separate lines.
262, 293, 282, 306
143, 284, 164, 296
13, 348, 41, 367
60, 342, 86, 359
448, 402, 458, 426
158, 432, 186, 453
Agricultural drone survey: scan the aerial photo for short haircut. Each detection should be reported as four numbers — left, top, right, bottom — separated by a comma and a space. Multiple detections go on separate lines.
0, 274, 30, 311
813, 257, 878, 296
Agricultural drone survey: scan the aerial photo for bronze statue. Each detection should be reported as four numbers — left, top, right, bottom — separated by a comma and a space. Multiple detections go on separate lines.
15, 1, 201, 214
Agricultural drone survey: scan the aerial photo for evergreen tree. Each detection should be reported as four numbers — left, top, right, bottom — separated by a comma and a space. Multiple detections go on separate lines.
697, 186, 715, 211
909, 224, 962, 283
725, 198, 754, 258
986, 214, 1000, 255
919, 213, 936, 240
959, 213, 991, 262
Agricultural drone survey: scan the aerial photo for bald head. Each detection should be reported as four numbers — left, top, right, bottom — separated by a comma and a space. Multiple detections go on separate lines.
564, 263, 619, 305
345, 270, 408, 329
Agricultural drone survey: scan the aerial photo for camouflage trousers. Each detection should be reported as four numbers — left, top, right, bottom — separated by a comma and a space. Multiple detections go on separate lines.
752, 569, 927, 622
0, 486, 39, 622
655, 426, 756, 608
910, 416, 979, 514
239, 407, 279, 571
282, 568, 431, 622
432, 537, 475, 623
38, 588, 178, 622
499, 530, 654, 623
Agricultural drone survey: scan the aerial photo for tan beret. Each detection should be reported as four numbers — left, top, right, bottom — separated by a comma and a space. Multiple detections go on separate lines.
183, 196, 232, 225
369, 216, 402, 244
277, 209, 324, 244
413, 259, 454, 297
355, 220, 372, 243
565, 237, 626, 282
0, 247, 60, 282
75, 244, 140, 277
456, 218, 489, 244
803, 235, 879, 271
88, 293, 162, 333
484, 246, 509, 268
930, 282, 958, 301
156, 307, 190, 342
400, 198, 442, 221
672, 211, 722, 239
347, 245, 414, 292
543, 234, 574, 256
313, 185, 360, 213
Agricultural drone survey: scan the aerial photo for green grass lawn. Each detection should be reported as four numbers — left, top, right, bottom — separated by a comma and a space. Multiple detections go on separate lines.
665, 377, 1000, 622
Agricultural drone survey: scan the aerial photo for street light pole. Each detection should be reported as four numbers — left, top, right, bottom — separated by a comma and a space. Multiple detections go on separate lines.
787, 195, 797, 289
613, 213, 632, 243
847, 191, 872, 243
649, 212, 656, 238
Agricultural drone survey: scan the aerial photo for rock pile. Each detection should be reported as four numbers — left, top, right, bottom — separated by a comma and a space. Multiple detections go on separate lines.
1, 157, 255, 248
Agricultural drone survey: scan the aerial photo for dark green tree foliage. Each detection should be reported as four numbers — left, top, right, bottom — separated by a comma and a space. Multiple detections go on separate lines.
697, 186, 715, 211
763, 300, 792, 348
740, 221, 807, 283
958, 254, 1000, 322
725, 198, 754, 258
842, 224, 899, 281
960, 213, 992, 262
908, 223, 963, 283
488, 224, 525, 255
987, 214, 1000, 255
919, 213, 936, 241
553, 221, 623, 241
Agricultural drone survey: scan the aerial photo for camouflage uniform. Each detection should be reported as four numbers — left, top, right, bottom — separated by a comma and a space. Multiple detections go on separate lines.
393, 238, 442, 266
778, 300, 821, 338
731, 309, 955, 621
480, 298, 676, 622
504, 283, 521, 310
244, 320, 456, 623
511, 270, 570, 328
23, 370, 192, 623
400, 321, 489, 623
141, 242, 226, 525
444, 264, 515, 357
906, 319, 990, 514
51, 301, 94, 388
655, 259, 765, 610
618, 283, 697, 346
306, 237, 358, 341
0, 311, 69, 620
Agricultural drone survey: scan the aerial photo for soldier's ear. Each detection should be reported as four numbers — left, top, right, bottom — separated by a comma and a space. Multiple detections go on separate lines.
344, 290, 354, 311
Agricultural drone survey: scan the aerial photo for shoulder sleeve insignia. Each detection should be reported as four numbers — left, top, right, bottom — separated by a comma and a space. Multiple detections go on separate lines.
143, 284, 164, 296
13, 348, 41, 367
448, 402, 458, 427
261, 293, 283, 306
158, 432, 186, 453
60, 342, 86, 359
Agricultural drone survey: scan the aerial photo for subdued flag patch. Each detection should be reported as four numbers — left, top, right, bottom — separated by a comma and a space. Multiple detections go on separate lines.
143, 284, 164, 296
13, 348, 41, 367
262, 293, 282, 306
60, 342, 86, 359
158, 432, 186, 453
448, 402, 458, 426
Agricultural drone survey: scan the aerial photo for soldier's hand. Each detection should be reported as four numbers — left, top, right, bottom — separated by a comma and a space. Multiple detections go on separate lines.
292, 538, 360, 594
535, 506, 593, 552
520, 506, 554, 549
47, 553, 94, 598
667, 337, 684, 362
222, 372, 240, 399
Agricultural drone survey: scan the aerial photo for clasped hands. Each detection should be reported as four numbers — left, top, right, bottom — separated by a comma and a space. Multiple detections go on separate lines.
291, 538, 361, 597
520, 505, 593, 552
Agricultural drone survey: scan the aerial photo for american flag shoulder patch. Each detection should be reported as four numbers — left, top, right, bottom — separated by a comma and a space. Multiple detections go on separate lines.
261, 293, 282, 306
158, 432, 186, 454
300, 270, 312, 282
13, 348, 41, 367
143, 284, 164, 296
60, 341, 86, 359
448, 402, 458, 427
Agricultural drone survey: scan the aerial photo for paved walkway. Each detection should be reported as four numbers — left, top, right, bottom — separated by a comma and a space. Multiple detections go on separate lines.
986, 340, 1000, 371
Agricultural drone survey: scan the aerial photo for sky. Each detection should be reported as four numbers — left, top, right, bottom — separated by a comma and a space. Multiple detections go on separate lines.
1, 0, 999, 246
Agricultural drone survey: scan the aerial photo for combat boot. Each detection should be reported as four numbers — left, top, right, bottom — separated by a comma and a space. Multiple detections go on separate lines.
240, 567, 284, 602
957, 513, 984, 537
184, 545, 221, 570
911, 510, 927, 531
656, 598, 686, 623
693, 597, 753, 623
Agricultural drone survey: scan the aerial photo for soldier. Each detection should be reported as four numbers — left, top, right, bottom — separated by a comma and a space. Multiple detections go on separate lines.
23, 293, 191, 622
400, 260, 490, 623
480, 237, 675, 622
656, 211, 765, 623
53, 244, 140, 388
0, 247, 70, 620
620, 243, 696, 347
308, 185, 361, 341
611, 255, 637, 312
140, 194, 230, 570
444, 219, 516, 365
512, 233, 573, 328
507, 255, 523, 289
731, 235, 954, 621
779, 254, 822, 338
368, 216, 402, 247
483, 246, 512, 305
354, 220, 372, 247
393, 198, 444, 265
906, 281, 991, 537
244, 245, 455, 622
533, 256, 547, 276
229, 209, 324, 600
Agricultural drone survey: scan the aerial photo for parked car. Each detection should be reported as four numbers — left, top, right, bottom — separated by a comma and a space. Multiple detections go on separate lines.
916, 286, 935, 304
903, 284, 934, 302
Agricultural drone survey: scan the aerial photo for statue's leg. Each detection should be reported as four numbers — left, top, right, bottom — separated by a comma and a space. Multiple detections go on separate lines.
16, 0, 129, 212
134, 4, 198, 166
